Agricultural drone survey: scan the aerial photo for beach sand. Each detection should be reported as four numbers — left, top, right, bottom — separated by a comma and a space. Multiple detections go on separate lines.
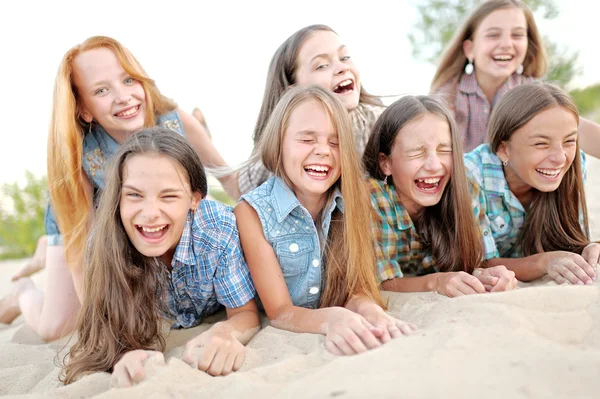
1, 157, 599, 398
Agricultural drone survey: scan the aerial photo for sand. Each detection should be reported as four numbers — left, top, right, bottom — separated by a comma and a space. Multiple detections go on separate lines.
1, 156, 599, 398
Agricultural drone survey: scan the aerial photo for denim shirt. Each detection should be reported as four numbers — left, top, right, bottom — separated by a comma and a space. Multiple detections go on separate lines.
45, 110, 184, 245
240, 176, 344, 309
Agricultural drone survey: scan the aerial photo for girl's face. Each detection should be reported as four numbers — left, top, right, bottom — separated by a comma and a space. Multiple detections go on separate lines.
73, 47, 147, 143
463, 7, 528, 82
497, 106, 578, 193
120, 153, 202, 265
379, 113, 453, 219
294, 30, 361, 110
281, 99, 341, 203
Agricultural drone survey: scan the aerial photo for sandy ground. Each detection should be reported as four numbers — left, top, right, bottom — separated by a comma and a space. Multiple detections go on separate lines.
0, 157, 599, 398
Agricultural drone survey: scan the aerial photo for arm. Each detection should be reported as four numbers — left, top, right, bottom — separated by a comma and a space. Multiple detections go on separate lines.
579, 117, 600, 159
178, 109, 240, 199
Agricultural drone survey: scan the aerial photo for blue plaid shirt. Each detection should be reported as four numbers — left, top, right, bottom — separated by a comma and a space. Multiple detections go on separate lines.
465, 144, 587, 259
161, 199, 255, 328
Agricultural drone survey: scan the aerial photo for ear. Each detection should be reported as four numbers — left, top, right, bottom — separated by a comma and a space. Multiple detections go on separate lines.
463, 39, 474, 63
496, 141, 510, 163
191, 191, 203, 211
378, 153, 392, 177
77, 104, 94, 123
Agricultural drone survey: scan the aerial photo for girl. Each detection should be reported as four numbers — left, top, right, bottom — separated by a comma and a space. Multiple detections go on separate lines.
0, 36, 234, 340
62, 127, 259, 385
465, 82, 599, 284
431, 0, 600, 156
235, 85, 416, 356
363, 95, 517, 297
236, 24, 385, 197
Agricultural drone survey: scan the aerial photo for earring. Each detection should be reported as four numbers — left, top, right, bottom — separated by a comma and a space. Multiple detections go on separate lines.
88, 120, 93, 134
516, 64, 524, 75
383, 175, 389, 185
502, 160, 508, 166
465, 59, 474, 75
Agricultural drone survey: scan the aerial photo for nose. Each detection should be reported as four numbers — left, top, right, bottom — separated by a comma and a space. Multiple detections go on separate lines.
141, 198, 160, 221
424, 153, 442, 172
114, 85, 133, 105
334, 59, 349, 76
313, 139, 331, 157
548, 145, 568, 165
500, 32, 512, 49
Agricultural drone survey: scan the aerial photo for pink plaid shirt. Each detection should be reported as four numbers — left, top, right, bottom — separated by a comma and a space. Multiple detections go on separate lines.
435, 72, 533, 152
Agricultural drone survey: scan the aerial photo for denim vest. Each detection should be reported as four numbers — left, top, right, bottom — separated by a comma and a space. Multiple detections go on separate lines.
45, 110, 184, 245
240, 176, 343, 309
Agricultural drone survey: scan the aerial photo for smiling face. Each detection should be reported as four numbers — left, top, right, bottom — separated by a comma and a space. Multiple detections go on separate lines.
379, 113, 453, 219
294, 30, 361, 110
73, 47, 147, 143
463, 7, 528, 83
281, 99, 341, 205
119, 153, 202, 266
497, 105, 578, 193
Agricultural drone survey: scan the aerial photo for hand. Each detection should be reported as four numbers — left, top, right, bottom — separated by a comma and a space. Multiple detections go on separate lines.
324, 307, 384, 356
110, 350, 165, 388
183, 322, 246, 376
435, 271, 486, 297
581, 243, 600, 270
360, 305, 416, 344
543, 251, 596, 285
473, 266, 518, 292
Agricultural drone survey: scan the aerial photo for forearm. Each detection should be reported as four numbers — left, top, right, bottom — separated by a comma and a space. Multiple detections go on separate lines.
380, 275, 439, 293
268, 304, 343, 335
579, 118, 600, 159
485, 255, 545, 281
345, 295, 385, 319
217, 310, 260, 345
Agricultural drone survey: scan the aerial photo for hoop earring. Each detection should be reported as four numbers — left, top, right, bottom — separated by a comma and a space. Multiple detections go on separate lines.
383, 175, 389, 185
502, 160, 508, 166
465, 60, 474, 75
516, 64, 524, 75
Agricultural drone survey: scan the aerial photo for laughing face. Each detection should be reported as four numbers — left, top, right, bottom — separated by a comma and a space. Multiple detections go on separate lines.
379, 113, 453, 219
73, 47, 147, 143
119, 153, 202, 266
497, 106, 578, 194
294, 30, 361, 110
463, 7, 528, 83
281, 99, 341, 205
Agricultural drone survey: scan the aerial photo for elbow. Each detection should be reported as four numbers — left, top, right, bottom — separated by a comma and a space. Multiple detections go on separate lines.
37, 318, 76, 342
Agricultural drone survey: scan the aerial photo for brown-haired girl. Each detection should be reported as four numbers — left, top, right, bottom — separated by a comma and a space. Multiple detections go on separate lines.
63, 127, 259, 385
363, 95, 517, 297
465, 82, 599, 284
431, 0, 600, 157
235, 86, 415, 356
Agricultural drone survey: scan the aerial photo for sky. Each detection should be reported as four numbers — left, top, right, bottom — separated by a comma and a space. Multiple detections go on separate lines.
0, 0, 598, 188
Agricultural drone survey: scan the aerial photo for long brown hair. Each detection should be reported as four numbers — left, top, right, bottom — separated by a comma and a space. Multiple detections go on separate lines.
363, 95, 483, 273
253, 24, 382, 145
251, 85, 384, 308
489, 82, 589, 255
48, 36, 177, 265
61, 127, 208, 384
431, 0, 546, 93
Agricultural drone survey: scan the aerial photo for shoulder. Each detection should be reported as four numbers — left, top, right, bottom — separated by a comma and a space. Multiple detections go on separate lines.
463, 144, 489, 186
239, 176, 277, 210
194, 199, 237, 237
156, 109, 184, 135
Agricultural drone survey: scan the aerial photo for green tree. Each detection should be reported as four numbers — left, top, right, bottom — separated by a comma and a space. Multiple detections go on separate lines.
0, 172, 47, 259
408, 0, 580, 88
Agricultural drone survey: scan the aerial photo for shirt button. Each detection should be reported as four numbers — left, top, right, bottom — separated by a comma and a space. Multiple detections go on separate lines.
305, 226, 310, 230
309, 287, 319, 294
484, 230, 489, 236
295, 220, 299, 224
312, 259, 320, 267
292, 228, 296, 232
289, 243, 299, 252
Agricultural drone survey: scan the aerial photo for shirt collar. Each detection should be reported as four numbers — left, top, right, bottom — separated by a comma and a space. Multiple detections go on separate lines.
172, 209, 197, 267
459, 72, 522, 99
385, 183, 415, 231
272, 176, 343, 223
478, 145, 525, 212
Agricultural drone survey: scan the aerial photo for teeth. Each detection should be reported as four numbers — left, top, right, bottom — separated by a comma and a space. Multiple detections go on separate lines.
116, 105, 138, 117
417, 178, 441, 184
334, 79, 352, 90
305, 165, 330, 172
140, 225, 166, 233
493, 55, 512, 61
536, 169, 560, 177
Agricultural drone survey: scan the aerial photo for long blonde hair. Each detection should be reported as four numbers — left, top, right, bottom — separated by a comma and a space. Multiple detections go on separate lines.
62, 127, 208, 384
48, 36, 177, 264
431, 0, 546, 93
251, 85, 384, 308
489, 82, 589, 255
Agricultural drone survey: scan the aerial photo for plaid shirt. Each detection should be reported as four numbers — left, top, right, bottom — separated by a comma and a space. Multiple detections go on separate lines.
368, 178, 435, 282
238, 103, 385, 195
465, 144, 587, 260
161, 199, 255, 328
435, 72, 533, 152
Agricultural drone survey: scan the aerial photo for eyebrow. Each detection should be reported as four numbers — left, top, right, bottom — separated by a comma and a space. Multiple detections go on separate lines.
122, 185, 185, 194
89, 71, 129, 89
484, 26, 526, 32
309, 45, 347, 63
529, 131, 578, 140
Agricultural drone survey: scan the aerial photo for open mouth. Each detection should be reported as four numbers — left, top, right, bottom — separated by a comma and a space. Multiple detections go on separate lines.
304, 164, 331, 179
414, 177, 444, 193
535, 168, 561, 180
333, 79, 355, 94
115, 104, 141, 118
135, 224, 169, 241
492, 55, 514, 63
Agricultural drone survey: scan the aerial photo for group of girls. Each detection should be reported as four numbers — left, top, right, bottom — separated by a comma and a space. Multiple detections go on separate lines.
0, 0, 598, 387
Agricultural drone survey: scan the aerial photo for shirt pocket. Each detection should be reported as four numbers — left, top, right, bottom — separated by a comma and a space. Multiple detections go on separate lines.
274, 235, 314, 275
488, 213, 510, 237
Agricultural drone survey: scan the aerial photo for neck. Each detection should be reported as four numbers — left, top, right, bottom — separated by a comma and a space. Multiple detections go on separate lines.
503, 165, 533, 209
296, 191, 329, 222
475, 71, 508, 104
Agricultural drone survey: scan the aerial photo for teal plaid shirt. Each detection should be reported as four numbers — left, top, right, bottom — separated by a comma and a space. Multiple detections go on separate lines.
464, 144, 587, 259
368, 178, 435, 282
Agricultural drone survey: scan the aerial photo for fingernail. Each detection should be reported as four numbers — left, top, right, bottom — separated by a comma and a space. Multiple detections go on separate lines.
585, 280, 594, 285
576, 281, 584, 286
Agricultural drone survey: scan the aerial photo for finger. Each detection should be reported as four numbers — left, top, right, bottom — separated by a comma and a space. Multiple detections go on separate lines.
565, 259, 593, 284
325, 339, 345, 356
396, 321, 416, 335
378, 324, 392, 343
207, 348, 227, 376
490, 274, 512, 292
124, 356, 146, 384
221, 351, 237, 376
232, 350, 245, 371
196, 346, 217, 373
333, 335, 356, 356
582, 245, 600, 267
557, 264, 580, 285
475, 274, 498, 286
454, 279, 481, 296
354, 322, 382, 350
386, 323, 403, 339
461, 275, 486, 294
483, 284, 495, 292
445, 285, 463, 298
111, 368, 133, 388
571, 256, 596, 283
